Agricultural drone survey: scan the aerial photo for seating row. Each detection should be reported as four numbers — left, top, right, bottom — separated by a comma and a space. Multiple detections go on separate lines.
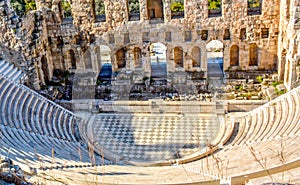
0, 76, 77, 141
231, 86, 300, 145
0, 60, 26, 83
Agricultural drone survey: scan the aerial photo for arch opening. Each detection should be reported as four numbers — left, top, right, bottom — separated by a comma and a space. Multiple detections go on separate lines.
174, 46, 184, 68
94, 0, 106, 22
230, 45, 239, 66
116, 48, 126, 69
129, 0, 140, 21
206, 40, 224, 80
41, 56, 50, 83
150, 42, 167, 80
192, 46, 201, 67
171, 0, 184, 19
249, 43, 258, 66
133, 47, 142, 68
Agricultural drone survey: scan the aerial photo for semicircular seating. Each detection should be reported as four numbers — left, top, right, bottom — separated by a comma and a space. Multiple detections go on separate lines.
230, 85, 300, 146
1, 67, 300, 184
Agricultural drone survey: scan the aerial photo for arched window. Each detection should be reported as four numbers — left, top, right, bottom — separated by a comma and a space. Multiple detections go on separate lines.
133, 47, 142, 67
208, 0, 222, 18
249, 43, 258, 66
192, 46, 201, 67
94, 0, 106, 22
128, 0, 140, 21
116, 48, 126, 69
174, 47, 183, 68
230, 45, 239, 66
248, 0, 262, 15
171, 0, 184, 19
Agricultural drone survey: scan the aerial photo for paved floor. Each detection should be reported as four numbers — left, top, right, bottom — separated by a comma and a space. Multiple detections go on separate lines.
87, 113, 221, 163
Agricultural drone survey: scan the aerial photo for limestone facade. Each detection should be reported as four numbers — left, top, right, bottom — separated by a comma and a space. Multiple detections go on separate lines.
0, 0, 299, 89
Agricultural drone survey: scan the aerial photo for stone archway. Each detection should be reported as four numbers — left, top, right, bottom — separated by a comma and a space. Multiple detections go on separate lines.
150, 42, 167, 79
230, 45, 239, 66
206, 40, 224, 80
191, 46, 201, 67
249, 43, 258, 66
99, 45, 112, 63
116, 48, 126, 69
174, 46, 184, 68
133, 47, 142, 67
97, 45, 113, 83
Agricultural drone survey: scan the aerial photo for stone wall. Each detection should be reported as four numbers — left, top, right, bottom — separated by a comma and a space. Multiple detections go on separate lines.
278, 0, 300, 90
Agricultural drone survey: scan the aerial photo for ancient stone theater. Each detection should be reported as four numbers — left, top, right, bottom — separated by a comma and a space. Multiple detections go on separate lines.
0, 0, 300, 184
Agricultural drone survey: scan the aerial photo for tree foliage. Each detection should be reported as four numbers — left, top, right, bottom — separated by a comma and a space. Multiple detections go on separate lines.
208, 0, 221, 10
129, 0, 139, 14
248, 0, 261, 8
25, 0, 36, 12
171, 0, 184, 12
62, 0, 72, 17
95, 0, 105, 15
10, 0, 36, 16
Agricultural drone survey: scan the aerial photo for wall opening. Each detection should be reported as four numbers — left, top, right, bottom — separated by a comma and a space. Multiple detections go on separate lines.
247, 0, 262, 15
98, 45, 112, 84
171, 0, 184, 19
279, 49, 287, 80
150, 42, 167, 80
128, 0, 140, 21
240, 28, 246, 41
116, 48, 126, 69
147, 0, 164, 21
261, 28, 269, 38
184, 31, 192, 42
201, 30, 208, 40
230, 45, 239, 66
174, 46, 184, 68
108, 34, 115, 44
65, 50, 76, 70
192, 46, 201, 67
94, 0, 106, 22
208, 0, 222, 18
124, 33, 130, 44
206, 40, 224, 79
249, 43, 258, 66
62, 0, 73, 23
223, 29, 230, 40
41, 56, 50, 83
133, 47, 142, 67
165, 32, 172, 42
85, 50, 93, 69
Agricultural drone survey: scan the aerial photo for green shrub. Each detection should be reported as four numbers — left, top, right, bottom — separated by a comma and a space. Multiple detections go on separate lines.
256, 75, 263, 83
